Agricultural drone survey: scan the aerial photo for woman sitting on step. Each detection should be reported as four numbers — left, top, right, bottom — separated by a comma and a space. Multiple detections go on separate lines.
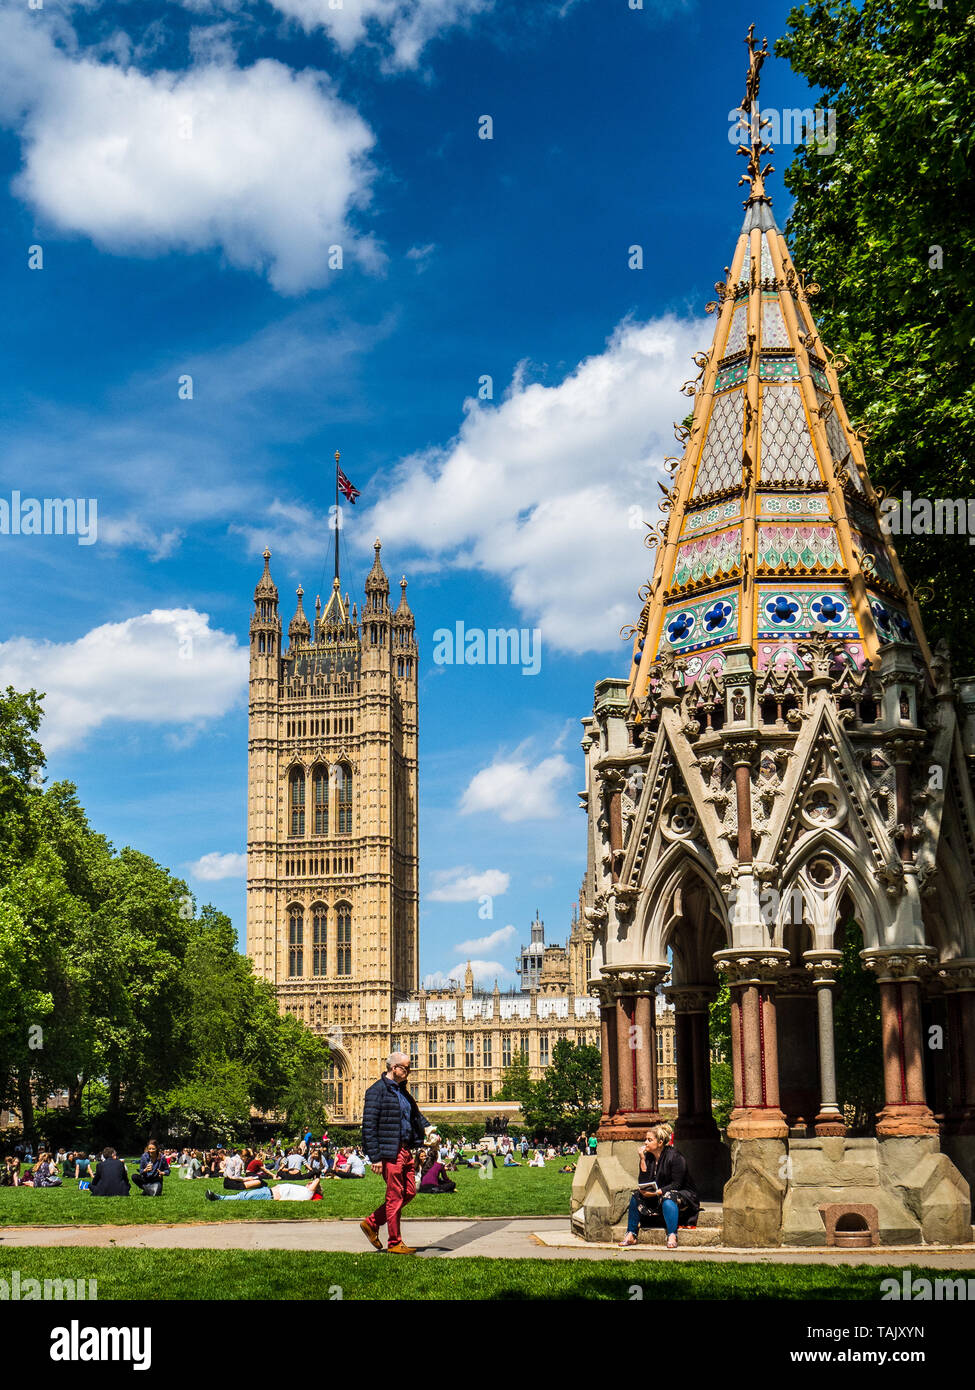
618, 1124, 699, 1251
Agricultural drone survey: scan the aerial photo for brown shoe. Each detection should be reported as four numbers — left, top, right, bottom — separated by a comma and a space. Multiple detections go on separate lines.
359, 1219, 383, 1251
387, 1241, 417, 1255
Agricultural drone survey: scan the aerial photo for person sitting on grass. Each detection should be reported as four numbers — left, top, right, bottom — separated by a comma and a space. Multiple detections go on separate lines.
332, 1147, 365, 1178
90, 1146, 130, 1196
132, 1140, 170, 1196
529, 1150, 546, 1168
618, 1123, 699, 1252
1, 1156, 19, 1186
246, 1151, 276, 1184
181, 1150, 203, 1180
33, 1152, 62, 1188
206, 1177, 324, 1203
417, 1142, 456, 1194
222, 1147, 246, 1186
503, 1151, 521, 1167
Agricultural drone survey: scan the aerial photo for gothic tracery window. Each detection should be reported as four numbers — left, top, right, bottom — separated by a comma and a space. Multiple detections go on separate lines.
336, 902, 352, 976
337, 764, 352, 835
312, 904, 327, 976
313, 764, 328, 835
289, 766, 305, 837
288, 905, 304, 978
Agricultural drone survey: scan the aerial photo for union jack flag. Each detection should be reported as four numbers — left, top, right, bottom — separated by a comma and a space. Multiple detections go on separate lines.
337, 467, 360, 504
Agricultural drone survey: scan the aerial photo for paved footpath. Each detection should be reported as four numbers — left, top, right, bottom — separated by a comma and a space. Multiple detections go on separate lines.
3, 1218, 975, 1266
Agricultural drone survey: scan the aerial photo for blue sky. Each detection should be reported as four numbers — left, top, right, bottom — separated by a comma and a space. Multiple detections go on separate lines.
0, 0, 827, 987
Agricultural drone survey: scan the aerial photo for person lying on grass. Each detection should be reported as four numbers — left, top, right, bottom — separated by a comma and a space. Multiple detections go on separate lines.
206, 1178, 324, 1202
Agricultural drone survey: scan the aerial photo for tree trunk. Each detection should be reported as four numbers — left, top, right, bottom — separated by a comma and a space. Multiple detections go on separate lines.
17, 1067, 36, 1141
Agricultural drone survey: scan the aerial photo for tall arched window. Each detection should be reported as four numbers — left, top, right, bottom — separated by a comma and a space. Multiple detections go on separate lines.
289, 767, 305, 837
337, 765, 352, 835
312, 904, 327, 976
288, 905, 304, 977
336, 903, 352, 975
312, 764, 328, 836
324, 1058, 344, 1113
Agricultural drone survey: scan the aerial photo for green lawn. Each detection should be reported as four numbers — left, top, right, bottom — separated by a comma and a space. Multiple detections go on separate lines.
0, 1160, 574, 1226
0, 1247, 931, 1299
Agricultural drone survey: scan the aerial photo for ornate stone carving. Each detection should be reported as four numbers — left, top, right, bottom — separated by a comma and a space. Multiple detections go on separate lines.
584, 893, 608, 929
936, 959, 975, 993
723, 738, 757, 768
713, 948, 791, 984
664, 985, 717, 1013
598, 964, 670, 997
861, 947, 937, 983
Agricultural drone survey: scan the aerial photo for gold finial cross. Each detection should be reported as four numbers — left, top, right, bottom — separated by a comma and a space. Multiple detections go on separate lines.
737, 23, 774, 205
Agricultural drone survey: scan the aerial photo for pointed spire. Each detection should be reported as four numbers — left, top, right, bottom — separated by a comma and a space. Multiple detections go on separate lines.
321, 575, 348, 629
253, 547, 278, 601
289, 584, 311, 648
625, 26, 934, 705
736, 24, 775, 212
395, 575, 413, 621
365, 536, 390, 613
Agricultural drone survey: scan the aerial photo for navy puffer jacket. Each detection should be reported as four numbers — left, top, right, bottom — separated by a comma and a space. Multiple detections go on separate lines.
362, 1076, 429, 1162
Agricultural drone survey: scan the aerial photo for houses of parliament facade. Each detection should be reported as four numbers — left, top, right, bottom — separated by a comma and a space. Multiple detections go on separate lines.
247, 542, 677, 1122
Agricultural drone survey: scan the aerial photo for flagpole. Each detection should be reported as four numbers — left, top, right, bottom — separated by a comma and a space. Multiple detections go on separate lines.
334, 450, 340, 587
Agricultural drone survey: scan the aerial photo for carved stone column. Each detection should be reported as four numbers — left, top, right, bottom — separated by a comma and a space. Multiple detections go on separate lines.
863, 948, 939, 1137
597, 986, 618, 1124
666, 985, 719, 1141
937, 960, 975, 1135
595, 965, 669, 1140
804, 949, 846, 1136
714, 949, 790, 1139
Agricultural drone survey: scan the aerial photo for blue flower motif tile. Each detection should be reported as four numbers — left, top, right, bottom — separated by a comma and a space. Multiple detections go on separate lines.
765, 595, 800, 625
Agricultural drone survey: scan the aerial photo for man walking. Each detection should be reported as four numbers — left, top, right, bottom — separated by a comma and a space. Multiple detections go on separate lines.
360, 1051, 432, 1254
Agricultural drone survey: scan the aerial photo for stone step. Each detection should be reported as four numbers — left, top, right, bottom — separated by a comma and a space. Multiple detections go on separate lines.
613, 1225, 724, 1247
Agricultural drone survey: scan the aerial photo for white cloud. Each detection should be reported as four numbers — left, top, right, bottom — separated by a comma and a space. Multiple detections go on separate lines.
427, 866, 510, 902
97, 515, 185, 561
454, 923, 516, 956
460, 749, 574, 822
0, 9, 381, 293
422, 959, 514, 989
362, 314, 708, 654
260, 0, 493, 69
0, 609, 247, 752
189, 851, 248, 879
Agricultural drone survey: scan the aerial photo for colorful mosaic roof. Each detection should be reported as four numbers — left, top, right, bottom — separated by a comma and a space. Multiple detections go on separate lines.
626, 50, 931, 698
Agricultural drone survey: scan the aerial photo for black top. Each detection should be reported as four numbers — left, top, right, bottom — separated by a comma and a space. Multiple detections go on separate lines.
637, 1145, 700, 1225
90, 1157, 131, 1197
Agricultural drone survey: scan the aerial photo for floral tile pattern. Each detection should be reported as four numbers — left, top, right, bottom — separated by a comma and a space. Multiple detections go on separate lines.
756, 584, 860, 639
670, 528, 742, 588
757, 524, 841, 572
659, 589, 740, 655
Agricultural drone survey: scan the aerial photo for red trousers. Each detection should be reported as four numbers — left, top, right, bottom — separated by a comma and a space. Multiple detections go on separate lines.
367, 1147, 415, 1245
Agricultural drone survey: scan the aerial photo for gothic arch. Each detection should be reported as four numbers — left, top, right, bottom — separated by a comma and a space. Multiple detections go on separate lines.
926, 828, 975, 959
773, 826, 888, 952
638, 844, 729, 972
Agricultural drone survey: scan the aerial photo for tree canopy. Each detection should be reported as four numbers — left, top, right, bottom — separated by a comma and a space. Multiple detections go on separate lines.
778, 0, 975, 665
0, 686, 327, 1145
